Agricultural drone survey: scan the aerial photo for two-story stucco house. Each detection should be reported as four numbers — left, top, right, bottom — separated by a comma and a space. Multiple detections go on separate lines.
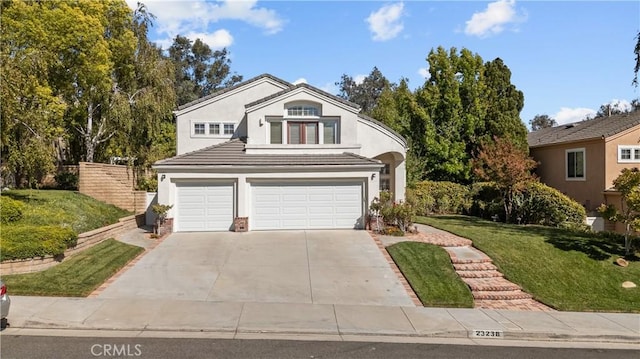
153, 74, 407, 232
528, 111, 640, 229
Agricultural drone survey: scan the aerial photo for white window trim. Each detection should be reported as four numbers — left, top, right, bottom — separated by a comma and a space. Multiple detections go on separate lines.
565, 148, 586, 181
617, 145, 640, 163
190, 120, 235, 138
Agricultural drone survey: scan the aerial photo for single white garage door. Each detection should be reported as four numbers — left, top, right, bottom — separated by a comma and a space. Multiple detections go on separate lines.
176, 183, 234, 232
251, 182, 364, 230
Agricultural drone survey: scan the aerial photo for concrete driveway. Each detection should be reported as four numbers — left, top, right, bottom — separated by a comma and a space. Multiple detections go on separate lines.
98, 230, 414, 307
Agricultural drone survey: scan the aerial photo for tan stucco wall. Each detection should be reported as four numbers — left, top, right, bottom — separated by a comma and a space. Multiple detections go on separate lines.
530, 139, 605, 211
604, 127, 640, 188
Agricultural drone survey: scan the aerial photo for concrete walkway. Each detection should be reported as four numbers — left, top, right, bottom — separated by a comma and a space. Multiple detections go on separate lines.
3, 295, 639, 345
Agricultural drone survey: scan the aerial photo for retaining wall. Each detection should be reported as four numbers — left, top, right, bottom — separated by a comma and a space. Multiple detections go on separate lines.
0, 214, 145, 275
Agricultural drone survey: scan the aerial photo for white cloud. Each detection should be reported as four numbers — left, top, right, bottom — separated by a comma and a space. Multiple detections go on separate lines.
127, 0, 284, 49
607, 99, 633, 112
189, 30, 234, 49
553, 107, 597, 125
292, 78, 307, 85
464, 0, 525, 38
417, 67, 429, 79
366, 2, 405, 41
319, 82, 338, 95
354, 74, 367, 85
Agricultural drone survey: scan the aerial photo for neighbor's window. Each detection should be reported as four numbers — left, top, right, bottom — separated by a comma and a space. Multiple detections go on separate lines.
223, 123, 235, 135
566, 148, 585, 180
288, 122, 318, 144
194, 123, 205, 135
270, 122, 282, 144
618, 145, 640, 163
287, 105, 319, 117
209, 123, 220, 135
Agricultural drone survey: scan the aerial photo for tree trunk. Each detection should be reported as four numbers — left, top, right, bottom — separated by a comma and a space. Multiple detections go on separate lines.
85, 103, 95, 162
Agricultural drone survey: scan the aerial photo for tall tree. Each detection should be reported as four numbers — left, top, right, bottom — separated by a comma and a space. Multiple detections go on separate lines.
336, 67, 391, 115
482, 58, 528, 151
529, 114, 557, 131
1, 0, 68, 186
103, 2, 176, 168
168, 35, 242, 106
595, 101, 631, 118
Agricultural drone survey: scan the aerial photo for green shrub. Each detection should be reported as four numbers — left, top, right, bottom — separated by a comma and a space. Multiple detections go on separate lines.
468, 182, 503, 220
515, 181, 586, 227
408, 181, 471, 216
137, 175, 158, 192
0, 225, 78, 261
370, 191, 415, 233
54, 172, 78, 190
0, 196, 25, 223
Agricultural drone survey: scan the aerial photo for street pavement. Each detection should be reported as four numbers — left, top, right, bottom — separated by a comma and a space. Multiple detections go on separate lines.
2, 295, 638, 346
1, 227, 638, 347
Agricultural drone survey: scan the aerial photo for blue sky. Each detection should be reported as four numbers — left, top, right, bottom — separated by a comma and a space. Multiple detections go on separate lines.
126, 0, 640, 126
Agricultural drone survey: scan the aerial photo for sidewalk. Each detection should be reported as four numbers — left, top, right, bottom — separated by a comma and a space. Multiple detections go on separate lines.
3, 295, 639, 345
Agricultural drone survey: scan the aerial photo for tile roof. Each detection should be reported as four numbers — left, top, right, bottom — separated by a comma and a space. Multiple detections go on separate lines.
244, 83, 360, 110
154, 138, 383, 167
176, 74, 292, 111
528, 111, 640, 148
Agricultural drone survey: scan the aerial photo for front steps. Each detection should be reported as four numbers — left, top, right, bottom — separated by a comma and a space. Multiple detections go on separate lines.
445, 246, 553, 311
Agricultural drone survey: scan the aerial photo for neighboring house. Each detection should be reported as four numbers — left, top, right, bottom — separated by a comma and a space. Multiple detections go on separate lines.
528, 111, 640, 229
153, 74, 407, 232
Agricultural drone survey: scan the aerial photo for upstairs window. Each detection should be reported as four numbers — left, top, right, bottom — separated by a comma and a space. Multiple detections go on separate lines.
323, 120, 337, 144
209, 123, 220, 135
270, 122, 283, 144
288, 122, 318, 144
566, 148, 585, 180
223, 123, 235, 135
194, 123, 205, 135
287, 105, 319, 117
618, 145, 640, 163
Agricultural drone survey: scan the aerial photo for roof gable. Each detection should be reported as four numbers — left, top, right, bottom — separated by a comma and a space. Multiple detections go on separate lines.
175, 74, 292, 114
245, 82, 360, 113
528, 111, 640, 148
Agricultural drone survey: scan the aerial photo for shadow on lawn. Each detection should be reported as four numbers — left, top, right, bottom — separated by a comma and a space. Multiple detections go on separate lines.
429, 215, 638, 262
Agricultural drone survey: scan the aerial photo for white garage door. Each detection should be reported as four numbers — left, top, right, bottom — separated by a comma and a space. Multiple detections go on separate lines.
176, 183, 234, 232
251, 182, 364, 230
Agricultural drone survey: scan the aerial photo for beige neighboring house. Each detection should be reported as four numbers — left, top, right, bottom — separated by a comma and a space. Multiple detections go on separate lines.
528, 111, 640, 231
153, 74, 407, 232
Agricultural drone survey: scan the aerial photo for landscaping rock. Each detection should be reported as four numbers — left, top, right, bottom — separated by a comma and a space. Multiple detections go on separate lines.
621, 281, 636, 289
616, 258, 629, 267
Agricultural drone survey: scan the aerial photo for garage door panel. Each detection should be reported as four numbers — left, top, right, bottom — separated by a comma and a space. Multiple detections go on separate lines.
251, 182, 363, 230
177, 183, 234, 232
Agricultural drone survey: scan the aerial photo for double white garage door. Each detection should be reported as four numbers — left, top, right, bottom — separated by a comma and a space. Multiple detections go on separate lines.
176, 181, 364, 231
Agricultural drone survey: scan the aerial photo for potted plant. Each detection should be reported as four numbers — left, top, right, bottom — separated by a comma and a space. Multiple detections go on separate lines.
151, 204, 173, 235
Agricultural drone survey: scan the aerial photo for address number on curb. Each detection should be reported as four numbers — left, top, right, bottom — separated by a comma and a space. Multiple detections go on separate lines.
471, 330, 504, 338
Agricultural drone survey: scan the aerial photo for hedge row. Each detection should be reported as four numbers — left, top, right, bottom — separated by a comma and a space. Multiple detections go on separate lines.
0, 225, 78, 261
409, 180, 586, 228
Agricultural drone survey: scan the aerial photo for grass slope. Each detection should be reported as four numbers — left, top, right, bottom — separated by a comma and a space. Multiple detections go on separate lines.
3, 239, 143, 297
1, 190, 131, 233
416, 215, 640, 312
387, 241, 474, 308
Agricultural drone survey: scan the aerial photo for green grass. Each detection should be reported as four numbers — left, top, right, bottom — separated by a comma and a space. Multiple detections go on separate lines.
1, 189, 131, 233
387, 241, 474, 308
3, 239, 143, 297
416, 215, 640, 312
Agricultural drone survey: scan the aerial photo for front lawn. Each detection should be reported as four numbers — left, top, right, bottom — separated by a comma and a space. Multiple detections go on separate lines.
1, 190, 131, 233
416, 215, 640, 312
387, 242, 474, 308
2, 239, 143, 297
